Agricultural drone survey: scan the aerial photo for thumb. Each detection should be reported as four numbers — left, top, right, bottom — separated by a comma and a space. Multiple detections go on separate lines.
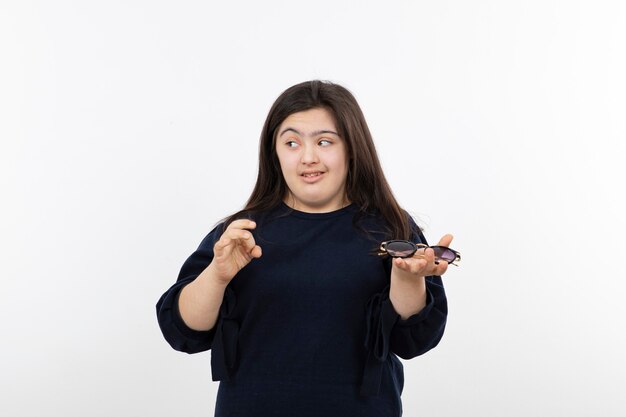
250, 245, 262, 259
437, 234, 454, 247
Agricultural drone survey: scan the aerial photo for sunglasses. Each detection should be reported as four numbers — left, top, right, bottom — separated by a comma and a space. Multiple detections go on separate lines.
378, 240, 461, 266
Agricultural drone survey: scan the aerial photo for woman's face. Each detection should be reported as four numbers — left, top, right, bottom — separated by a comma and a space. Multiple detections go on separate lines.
275, 107, 349, 213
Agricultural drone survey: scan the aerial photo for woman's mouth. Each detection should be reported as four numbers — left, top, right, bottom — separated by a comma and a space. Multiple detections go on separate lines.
301, 171, 324, 182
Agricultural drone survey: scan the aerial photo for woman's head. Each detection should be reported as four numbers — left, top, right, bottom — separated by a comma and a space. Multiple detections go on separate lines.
274, 107, 349, 213
234, 80, 412, 239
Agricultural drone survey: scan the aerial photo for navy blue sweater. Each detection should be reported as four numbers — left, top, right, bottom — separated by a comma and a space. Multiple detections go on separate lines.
156, 203, 447, 417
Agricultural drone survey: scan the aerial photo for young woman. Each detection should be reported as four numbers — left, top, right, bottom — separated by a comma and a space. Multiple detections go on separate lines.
156, 80, 455, 417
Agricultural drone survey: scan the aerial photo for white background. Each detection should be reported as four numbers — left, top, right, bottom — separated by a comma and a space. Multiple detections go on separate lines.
1, 1, 625, 416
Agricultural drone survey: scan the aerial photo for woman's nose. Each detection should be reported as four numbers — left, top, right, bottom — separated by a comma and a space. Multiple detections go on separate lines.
301, 144, 319, 164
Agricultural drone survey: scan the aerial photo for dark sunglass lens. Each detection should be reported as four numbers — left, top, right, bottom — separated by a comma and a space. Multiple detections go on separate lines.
433, 247, 456, 262
385, 241, 416, 258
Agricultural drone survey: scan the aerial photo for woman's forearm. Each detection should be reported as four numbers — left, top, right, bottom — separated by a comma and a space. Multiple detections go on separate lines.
178, 263, 229, 331
389, 274, 427, 320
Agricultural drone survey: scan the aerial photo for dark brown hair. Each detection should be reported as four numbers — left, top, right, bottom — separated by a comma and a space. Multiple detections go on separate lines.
225, 80, 412, 240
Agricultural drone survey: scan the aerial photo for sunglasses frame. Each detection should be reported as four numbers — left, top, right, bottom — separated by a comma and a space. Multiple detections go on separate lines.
378, 240, 461, 266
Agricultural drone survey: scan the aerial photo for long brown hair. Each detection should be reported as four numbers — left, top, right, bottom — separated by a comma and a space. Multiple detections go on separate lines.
225, 80, 412, 240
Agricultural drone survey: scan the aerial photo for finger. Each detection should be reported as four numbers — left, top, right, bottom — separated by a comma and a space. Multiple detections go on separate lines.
425, 247, 449, 275
397, 257, 428, 275
225, 220, 258, 252
415, 248, 441, 275
223, 228, 255, 243
214, 237, 235, 258
226, 219, 257, 231
403, 250, 450, 277
422, 247, 436, 265
250, 245, 263, 259
393, 257, 412, 271
215, 229, 256, 255
393, 257, 405, 270
232, 229, 258, 253
412, 259, 429, 275
437, 234, 454, 247
434, 260, 449, 276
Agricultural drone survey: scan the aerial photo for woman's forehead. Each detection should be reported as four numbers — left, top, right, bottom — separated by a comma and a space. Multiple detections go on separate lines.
279, 108, 337, 131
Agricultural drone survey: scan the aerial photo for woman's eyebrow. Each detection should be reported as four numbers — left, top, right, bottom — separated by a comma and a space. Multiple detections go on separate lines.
278, 128, 339, 138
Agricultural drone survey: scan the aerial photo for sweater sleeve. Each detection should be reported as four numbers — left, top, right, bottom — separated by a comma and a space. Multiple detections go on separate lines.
360, 217, 448, 396
155, 224, 225, 354
388, 274, 447, 359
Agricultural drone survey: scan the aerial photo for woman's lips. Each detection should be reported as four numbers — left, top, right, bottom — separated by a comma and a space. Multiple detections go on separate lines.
301, 171, 324, 183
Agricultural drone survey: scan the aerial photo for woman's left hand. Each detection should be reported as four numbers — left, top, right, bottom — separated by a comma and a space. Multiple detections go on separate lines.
391, 234, 454, 280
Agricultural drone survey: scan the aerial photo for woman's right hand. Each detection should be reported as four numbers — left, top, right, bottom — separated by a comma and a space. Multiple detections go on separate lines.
210, 219, 262, 285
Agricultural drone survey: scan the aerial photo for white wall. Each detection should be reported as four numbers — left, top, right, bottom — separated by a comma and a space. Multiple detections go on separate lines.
1, 1, 625, 416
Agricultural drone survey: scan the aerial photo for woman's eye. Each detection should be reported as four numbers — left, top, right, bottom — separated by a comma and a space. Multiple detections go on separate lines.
318, 139, 332, 146
286, 141, 299, 148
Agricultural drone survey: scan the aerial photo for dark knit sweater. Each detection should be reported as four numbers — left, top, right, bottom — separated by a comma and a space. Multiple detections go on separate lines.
156, 203, 447, 417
